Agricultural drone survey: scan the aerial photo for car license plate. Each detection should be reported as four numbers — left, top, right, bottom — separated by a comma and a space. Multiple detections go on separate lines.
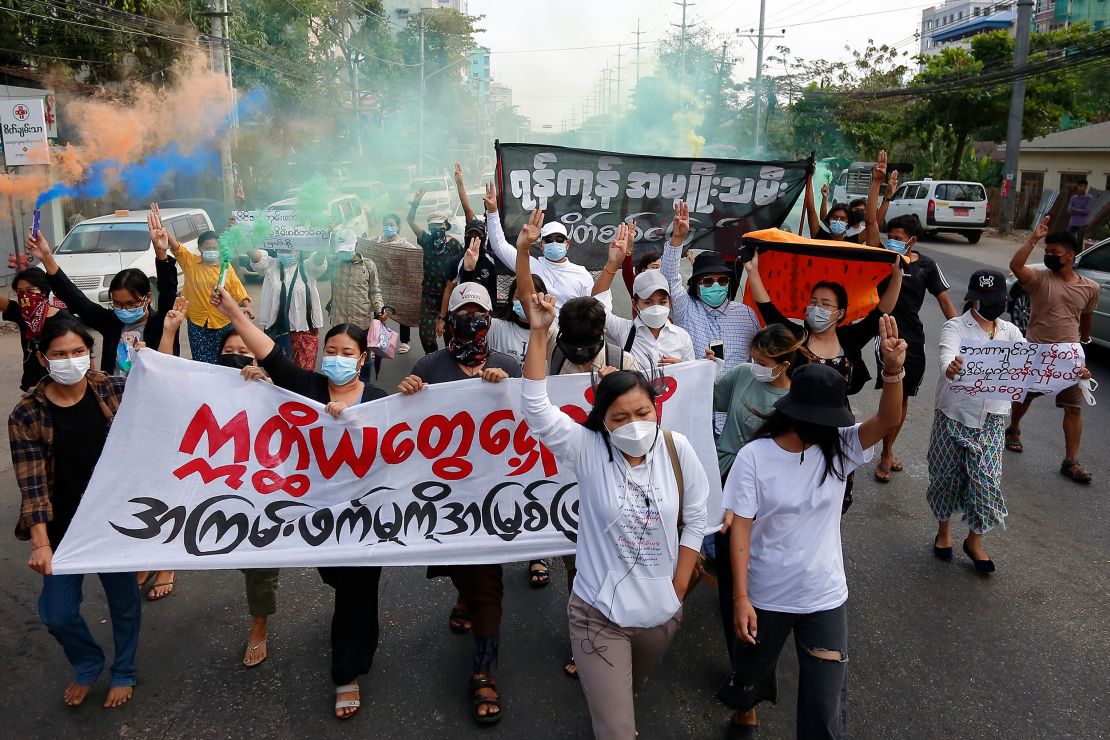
953, 207, 969, 216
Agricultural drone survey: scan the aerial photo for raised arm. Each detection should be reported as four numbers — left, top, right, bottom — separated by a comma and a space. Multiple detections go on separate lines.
876, 169, 898, 228
154, 252, 178, 316
805, 174, 822, 238
1010, 215, 1049, 285
592, 223, 631, 296
741, 251, 770, 304
521, 290, 586, 463
454, 163, 476, 223
484, 182, 518, 270
819, 182, 829, 223
159, 297, 188, 354
26, 233, 113, 329
858, 315, 906, 449
212, 285, 275, 359
407, 188, 426, 240
876, 256, 904, 314
660, 200, 693, 321
515, 209, 544, 308
864, 151, 886, 248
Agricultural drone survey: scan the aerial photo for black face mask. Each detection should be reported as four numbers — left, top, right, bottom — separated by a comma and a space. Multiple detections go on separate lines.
1043, 254, 1066, 272
557, 334, 603, 366
976, 301, 1006, 321
218, 353, 254, 370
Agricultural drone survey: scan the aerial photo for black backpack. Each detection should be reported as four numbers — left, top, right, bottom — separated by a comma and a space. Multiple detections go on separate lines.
549, 326, 636, 375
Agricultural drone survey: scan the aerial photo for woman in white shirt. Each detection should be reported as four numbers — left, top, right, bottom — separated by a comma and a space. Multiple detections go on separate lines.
521, 288, 709, 740
248, 247, 328, 370
927, 269, 1026, 573
719, 315, 906, 737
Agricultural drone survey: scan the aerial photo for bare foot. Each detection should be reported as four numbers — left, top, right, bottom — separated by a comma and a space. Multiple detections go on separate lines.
243, 617, 269, 667
103, 686, 133, 708
147, 571, 175, 601
63, 683, 91, 706
335, 684, 359, 719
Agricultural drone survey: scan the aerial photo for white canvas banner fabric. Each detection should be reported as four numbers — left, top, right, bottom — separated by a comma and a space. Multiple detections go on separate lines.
52, 350, 722, 574
944, 340, 1085, 402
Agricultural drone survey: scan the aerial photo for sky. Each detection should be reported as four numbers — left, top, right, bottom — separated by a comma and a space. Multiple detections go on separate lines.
468, 0, 939, 129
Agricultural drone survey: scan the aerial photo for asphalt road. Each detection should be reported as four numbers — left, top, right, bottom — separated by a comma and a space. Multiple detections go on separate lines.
0, 235, 1107, 739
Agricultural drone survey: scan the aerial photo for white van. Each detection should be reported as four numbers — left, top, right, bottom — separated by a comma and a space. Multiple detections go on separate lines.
51, 208, 213, 305
882, 179, 989, 244
266, 193, 369, 238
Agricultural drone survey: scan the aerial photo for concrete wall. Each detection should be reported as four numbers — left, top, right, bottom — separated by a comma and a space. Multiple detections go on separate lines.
1017, 150, 1110, 192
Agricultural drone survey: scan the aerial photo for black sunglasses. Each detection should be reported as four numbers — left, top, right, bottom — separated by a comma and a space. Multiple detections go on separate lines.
543, 234, 568, 244
697, 276, 730, 287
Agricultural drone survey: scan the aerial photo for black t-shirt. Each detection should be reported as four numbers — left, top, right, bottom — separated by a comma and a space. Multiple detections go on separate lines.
3, 304, 75, 391
417, 231, 465, 289
877, 252, 949, 349
453, 246, 500, 306
815, 227, 862, 244
47, 388, 108, 548
412, 348, 522, 384
259, 347, 387, 405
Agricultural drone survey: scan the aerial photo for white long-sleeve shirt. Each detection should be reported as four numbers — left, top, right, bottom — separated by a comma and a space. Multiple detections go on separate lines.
934, 310, 1024, 428
486, 211, 594, 311
252, 253, 327, 332
522, 377, 709, 628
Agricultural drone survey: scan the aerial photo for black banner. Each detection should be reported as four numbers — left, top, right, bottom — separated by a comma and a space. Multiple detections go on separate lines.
495, 142, 811, 269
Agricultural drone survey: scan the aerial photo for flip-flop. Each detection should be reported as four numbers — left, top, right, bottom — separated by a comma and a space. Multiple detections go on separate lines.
243, 639, 268, 668
528, 560, 551, 589
146, 575, 176, 601
334, 684, 360, 720
564, 658, 579, 680
1004, 428, 1023, 453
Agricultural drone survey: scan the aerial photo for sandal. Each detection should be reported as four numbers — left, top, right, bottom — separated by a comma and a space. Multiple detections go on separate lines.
243, 638, 268, 668
1004, 428, 1023, 453
449, 601, 472, 634
1060, 459, 1092, 484
563, 657, 579, 680
334, 683, 360, 720
889, 456, 904, 472
470, 675, 502, 724
146, 573, 176, 601
528, 560, 551, 589
873, 466, 892, 484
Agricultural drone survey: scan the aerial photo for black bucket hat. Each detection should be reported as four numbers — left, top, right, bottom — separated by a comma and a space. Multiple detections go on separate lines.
688, 250, 731, 283
964, 269, 1007, 303
773, 363, 855, 428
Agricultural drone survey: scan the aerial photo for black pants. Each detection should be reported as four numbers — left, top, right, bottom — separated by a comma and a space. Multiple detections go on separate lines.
318, 565, 382, 685
399, 325, 411, 343
718, 603, 849, 740
714, 529, 738, 664
449, 564, 503, 674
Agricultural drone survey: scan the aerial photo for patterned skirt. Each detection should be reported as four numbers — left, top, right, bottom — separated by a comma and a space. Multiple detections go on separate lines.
926, 409, 1008, 534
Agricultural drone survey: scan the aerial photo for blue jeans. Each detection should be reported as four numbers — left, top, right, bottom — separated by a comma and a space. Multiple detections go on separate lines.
38, 572, 142, 687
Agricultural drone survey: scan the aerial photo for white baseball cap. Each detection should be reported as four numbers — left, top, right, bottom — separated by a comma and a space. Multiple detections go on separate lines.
540, 221, 568, 238
632, 268, 670, 299
333, 228, 357, 252
448, 282, 492, 312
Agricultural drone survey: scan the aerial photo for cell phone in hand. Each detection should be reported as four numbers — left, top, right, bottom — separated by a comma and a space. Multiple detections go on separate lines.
709, 340, 724, 362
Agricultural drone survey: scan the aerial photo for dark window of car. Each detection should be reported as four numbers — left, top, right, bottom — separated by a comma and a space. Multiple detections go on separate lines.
934, 183, 986, 201
191, 214, 210, 234
168, 217, 196, 243
891, 185, 910, 200
55, 223, 152, 254
1077, 243, 1110, 273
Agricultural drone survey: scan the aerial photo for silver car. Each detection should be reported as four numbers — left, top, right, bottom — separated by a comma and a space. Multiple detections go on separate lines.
1006, 236, 1110, 347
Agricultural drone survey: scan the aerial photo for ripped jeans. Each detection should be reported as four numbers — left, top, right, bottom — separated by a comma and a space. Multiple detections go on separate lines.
718, 603, 848, 739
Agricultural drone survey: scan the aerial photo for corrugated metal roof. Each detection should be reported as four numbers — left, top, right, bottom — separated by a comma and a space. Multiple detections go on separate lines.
1001, 121, 1110, 153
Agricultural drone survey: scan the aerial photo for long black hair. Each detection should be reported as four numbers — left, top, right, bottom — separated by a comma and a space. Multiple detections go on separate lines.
108, 268, 151, 298
583, 370, 659, 461
752, 409, 847, 484
38, 316, 95, 354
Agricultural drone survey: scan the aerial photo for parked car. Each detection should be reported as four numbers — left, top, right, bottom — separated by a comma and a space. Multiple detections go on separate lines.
50, 208, 212, 306
344, 180, 393, 226
830, 161, 911, 205
411, 175, 453, 223
1006, 236, 1110, 346
882, 179, 989, 244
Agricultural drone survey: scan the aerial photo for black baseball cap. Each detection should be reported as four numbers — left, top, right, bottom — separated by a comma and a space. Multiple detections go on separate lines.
964, 269, 1007, 303
773, 363, 855, 428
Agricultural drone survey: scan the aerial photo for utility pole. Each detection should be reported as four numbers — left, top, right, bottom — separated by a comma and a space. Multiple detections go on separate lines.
672, 0, 694, 107
615, 44, 623, 114
1001, 0, 1034, 235
418, 10, 425, 176
632, 19, 645, 84
751, 0, 767, 155
350, 54, 363, 160
207, 0, 235, 208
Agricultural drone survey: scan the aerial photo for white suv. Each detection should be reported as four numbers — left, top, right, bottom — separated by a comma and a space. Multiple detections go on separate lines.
51, 208, 213, 305
882, 179, 989, 244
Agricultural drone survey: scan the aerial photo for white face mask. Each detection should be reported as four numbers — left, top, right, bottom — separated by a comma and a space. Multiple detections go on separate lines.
750, 362, 782, 383
637, 304, 669, 329
606, 420, 659, 458
48, 355, 90, 385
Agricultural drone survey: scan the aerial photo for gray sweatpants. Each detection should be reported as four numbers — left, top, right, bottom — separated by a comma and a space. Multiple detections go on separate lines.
567, 593, 682, 740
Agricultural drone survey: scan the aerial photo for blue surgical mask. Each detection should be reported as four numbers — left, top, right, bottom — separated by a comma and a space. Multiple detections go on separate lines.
278, 253, 297, 268
885, 238, 908, 255
201, 249, 219, 264
337, 249, 356, 262
383, 225, 398, 238
699, 283, 728, 308
543, 242, 568, 261
320, 355, 359, 385
828, 220, 848, 235
512, 300, 527, 322
113, 306, 145, 324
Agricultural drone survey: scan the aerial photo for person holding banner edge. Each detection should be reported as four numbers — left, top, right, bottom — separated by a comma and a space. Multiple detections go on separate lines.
10, 317, 141, 709
519, 286, 710, 740
211, 285, 387, 720
396, 281, 520, 725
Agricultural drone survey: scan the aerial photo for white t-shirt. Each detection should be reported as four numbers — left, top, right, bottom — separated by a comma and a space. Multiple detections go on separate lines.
722, 424, 874, 613
522, 378, 709, 628
487, 211, 594, 310
487, 317, 556, 366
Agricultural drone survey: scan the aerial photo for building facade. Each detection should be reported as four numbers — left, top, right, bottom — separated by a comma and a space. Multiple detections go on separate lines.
382, 0, 467, 26
920, 1, 1017, 58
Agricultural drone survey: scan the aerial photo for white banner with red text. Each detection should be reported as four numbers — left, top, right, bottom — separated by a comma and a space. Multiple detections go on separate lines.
51, 350, 723, 573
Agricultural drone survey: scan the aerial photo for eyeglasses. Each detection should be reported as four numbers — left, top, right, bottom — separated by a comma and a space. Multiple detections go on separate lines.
543, 234, 568, 244
808, 299, 839, 311
697, 276, 729, 287
111, 296, 150, 310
